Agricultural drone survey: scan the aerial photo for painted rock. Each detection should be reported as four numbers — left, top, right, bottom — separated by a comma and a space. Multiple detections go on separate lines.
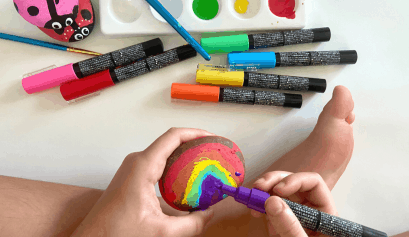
159, 136, 245, 211
13, 0, 95, 42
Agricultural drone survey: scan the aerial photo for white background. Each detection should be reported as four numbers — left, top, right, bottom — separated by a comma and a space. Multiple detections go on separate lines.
1, 0, 408, 235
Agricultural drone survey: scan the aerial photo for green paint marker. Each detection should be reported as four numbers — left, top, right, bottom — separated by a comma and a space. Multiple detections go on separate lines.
200, 27, 331, 54
193, 0, 219, 20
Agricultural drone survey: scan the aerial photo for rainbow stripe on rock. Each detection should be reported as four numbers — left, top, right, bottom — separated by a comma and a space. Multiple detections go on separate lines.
159, 136, 245, 212
182, 158, 237, 208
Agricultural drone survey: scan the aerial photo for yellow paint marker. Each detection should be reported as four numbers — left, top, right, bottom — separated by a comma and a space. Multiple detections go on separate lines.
196, 67, 245, 87
195, 64, 327, 92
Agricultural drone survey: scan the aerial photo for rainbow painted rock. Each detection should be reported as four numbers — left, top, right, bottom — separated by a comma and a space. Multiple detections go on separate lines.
159, 136, 245, 212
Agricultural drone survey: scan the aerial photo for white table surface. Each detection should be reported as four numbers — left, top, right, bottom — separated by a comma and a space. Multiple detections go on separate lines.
1, 0, 408, 235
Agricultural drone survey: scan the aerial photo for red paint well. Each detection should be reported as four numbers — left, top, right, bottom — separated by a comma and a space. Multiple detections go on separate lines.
268, 0, 296, 19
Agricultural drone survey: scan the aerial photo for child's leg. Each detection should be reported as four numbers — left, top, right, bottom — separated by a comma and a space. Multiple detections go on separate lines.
0, 86, 355, 237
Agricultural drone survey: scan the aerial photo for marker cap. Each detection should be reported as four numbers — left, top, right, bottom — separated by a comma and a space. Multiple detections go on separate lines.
284, 93, 303, 108
142, 38, 164, 57
60, 70, 115, 101
312, 27, 331, 42
171, 83, 220, 102
196, 69, 245, 87
308, 78, 327, 93
22, 63, 79, 94
176, 44, 198, 60
201, 34, 249, 54
340, 50, 358, 64
228, 52, 277, 70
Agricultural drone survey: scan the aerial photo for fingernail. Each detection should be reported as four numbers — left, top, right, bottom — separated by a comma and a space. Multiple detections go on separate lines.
276, 182, 285, 189
274, 182, 285, 194
266, 198, 283, 216
281, 173, 289, 178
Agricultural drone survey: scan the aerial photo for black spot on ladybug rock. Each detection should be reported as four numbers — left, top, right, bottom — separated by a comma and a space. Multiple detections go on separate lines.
81, 9, 91, 20
55, 0, 59, 4
14, 2, 18, 12
27, 6, 39, 16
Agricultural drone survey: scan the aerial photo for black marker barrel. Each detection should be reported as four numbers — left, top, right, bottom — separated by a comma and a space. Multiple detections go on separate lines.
219, 88, 302, 108
243, 72, 326, 92
111, 45, 197, 83
275, 50, 358, 67
73, 38, 164, 78
248, 27, 331, 49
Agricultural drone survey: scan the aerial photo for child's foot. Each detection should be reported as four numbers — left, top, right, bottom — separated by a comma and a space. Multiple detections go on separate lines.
264, 85, 355, 189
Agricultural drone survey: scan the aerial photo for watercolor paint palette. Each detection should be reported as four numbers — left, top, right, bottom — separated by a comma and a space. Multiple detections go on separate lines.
100, 0, 306, 36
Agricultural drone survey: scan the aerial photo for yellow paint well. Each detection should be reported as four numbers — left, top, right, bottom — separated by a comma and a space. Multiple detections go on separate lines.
234, 0, 249, 14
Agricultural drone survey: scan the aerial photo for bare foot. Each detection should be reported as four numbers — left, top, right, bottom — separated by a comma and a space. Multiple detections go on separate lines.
262, 85, 355, 190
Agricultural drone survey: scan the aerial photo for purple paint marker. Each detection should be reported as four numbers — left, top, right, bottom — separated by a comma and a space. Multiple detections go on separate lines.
203, 176, 387, 237
197, 175, 225, 210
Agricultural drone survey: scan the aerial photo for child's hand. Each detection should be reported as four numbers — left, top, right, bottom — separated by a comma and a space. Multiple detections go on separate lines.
70, 128, 215, 237
252, 171, 338, 237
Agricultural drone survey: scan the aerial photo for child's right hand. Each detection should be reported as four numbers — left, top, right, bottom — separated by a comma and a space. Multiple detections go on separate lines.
251, 171, 338, 237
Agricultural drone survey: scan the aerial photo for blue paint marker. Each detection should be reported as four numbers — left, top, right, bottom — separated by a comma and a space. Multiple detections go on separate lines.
228, 50, 357, 70
145, 0, 211, 61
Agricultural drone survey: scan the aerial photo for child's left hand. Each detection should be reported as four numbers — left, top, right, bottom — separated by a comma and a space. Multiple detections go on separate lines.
70, 128, 215, 237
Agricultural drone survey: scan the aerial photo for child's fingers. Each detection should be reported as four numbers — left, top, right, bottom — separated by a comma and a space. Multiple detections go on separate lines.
272, 172, 334, 208
265, 196, 308, 237
140, 128, 214, 182
252, 171, 293, 192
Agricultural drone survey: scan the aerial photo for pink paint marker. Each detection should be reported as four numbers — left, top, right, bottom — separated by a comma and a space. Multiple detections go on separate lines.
22, 38, 163, 94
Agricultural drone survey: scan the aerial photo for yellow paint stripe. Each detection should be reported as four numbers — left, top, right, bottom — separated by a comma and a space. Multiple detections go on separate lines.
181, 158, 237, 205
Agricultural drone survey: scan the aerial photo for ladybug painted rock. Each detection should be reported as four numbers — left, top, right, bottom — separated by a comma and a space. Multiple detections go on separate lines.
14, 0, 95, 42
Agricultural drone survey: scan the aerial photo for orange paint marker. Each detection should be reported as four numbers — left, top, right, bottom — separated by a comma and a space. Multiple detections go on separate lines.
171, 83, 302, 108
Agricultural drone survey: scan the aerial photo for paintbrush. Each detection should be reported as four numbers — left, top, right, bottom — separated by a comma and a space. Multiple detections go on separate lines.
0, 32, 101, 56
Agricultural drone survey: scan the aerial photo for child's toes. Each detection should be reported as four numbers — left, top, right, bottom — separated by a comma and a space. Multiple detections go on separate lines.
324, 86, 354, 121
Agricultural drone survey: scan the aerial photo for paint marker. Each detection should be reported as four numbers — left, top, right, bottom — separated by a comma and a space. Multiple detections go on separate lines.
145, 0, 211, 61
228, 50, 357, 70
22, 38, 164, 94
201, 27, 331, 54
196, 64, 326, 93
60, 45, 196, 102
171, 83, 302, 108
204, 176, 388, 237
